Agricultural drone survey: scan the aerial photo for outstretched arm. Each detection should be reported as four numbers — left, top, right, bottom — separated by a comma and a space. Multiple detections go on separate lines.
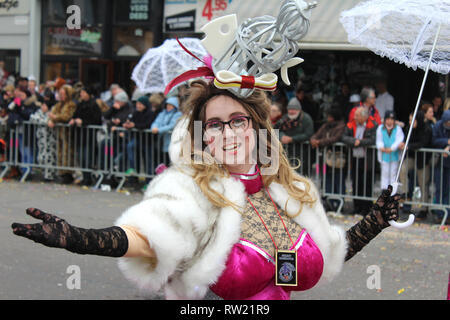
11, 208, 151, 258
345, 186, 401, 261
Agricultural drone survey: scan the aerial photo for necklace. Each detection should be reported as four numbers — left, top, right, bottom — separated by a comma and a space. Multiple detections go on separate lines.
246, 167, 298, 287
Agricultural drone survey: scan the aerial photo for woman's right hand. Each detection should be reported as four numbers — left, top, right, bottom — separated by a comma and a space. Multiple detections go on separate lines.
11, 208, 74, 250
12, 208, 129, 257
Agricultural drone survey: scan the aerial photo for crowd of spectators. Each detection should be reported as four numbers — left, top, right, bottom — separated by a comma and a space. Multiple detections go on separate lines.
269, 81, 449, 223
0, 68, 180, 191
1, 61, 449, 223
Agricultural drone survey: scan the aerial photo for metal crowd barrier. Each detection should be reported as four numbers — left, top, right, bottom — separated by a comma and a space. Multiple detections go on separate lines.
286, 142, 449, 226
1, 121, 449, 225
0, 121, 166, 189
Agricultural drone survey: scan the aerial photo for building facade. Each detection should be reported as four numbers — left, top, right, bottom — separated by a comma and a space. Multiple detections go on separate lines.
39, 0, 163, 94
0, 0, 41, 81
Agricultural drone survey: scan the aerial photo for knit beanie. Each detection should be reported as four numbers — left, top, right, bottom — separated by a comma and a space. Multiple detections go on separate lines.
137, 95, 151, 109
287, 97, 302, 111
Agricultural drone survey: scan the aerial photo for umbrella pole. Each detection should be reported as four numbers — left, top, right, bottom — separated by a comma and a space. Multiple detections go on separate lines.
389, 22, 442, 229
395, 22, 442, 184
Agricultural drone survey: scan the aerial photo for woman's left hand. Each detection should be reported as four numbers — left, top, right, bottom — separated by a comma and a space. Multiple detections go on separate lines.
372, 185, 402, 229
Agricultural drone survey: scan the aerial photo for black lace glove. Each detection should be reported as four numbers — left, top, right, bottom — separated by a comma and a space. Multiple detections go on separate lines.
345, 185, 401, 261
11, 208, 128, 257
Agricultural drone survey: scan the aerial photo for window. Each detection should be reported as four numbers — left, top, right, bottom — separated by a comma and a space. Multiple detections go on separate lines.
113, 27, 153, 56
43, 62, 78, 82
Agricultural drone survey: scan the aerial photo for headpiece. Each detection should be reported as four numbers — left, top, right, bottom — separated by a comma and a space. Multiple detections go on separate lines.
165, 0, 317, 98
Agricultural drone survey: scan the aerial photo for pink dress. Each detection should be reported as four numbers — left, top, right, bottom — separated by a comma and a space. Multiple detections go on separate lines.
210, 230, 324, 300
210, 168, 324, 300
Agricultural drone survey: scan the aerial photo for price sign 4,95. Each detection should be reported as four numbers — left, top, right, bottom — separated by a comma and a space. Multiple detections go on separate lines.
202, 0, 228, 21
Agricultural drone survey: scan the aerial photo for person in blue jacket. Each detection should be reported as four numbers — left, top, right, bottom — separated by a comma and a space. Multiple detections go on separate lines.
150, 96, 182, 168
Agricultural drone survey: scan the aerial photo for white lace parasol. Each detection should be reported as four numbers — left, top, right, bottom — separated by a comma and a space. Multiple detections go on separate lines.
340, 0, 450, 75
132, 38, 208, 93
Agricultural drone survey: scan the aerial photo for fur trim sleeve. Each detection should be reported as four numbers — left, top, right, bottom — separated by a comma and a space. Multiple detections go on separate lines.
114, 168, 213, 295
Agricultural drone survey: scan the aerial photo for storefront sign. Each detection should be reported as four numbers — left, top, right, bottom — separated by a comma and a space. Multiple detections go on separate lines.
129, 0, 149, 21
165, 9, 196, 32
44, 27, 102, 56
0, 0, 29, 15
115, 0, 150, 22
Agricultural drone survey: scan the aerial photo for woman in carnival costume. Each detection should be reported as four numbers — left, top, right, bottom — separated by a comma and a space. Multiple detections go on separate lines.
11, 0, 401, 300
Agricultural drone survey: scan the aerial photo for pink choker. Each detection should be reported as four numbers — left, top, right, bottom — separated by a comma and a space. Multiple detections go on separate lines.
230, 166, 263, 195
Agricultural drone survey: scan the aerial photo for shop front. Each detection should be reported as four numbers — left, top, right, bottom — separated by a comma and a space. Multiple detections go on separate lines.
40, 0, 163, 95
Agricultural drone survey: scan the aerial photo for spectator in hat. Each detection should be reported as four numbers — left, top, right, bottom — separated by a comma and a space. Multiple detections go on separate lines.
376, 111, 404, 190
100, 90, 133, 172
150, 96, 182, 167
69, 87, 103, 186
16, 77, 29, 92
294, 84, 319, 130
103, 84, 122, 108
103, 91, 133, 129
124, 95, 157, 176
274, 97, 314, 175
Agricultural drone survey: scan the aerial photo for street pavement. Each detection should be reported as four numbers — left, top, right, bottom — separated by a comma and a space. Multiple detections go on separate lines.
1, 180, 448, 300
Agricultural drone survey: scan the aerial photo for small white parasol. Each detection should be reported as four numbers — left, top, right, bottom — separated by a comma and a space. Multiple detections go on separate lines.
132, 38, 208, 94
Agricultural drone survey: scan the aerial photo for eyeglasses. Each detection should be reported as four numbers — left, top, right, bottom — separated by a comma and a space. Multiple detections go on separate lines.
204, 116, 251, 136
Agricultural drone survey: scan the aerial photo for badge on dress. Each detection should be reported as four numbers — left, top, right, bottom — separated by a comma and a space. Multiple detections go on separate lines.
275, 250, 297, 286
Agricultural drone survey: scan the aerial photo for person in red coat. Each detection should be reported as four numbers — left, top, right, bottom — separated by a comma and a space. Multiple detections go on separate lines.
348, 88, 381, 125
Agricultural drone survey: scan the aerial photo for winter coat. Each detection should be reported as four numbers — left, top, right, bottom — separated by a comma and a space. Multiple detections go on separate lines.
310, 120, 346, 147
151, 107, 182, 152
73, 98, 102, 127
402, 111, 432, 169
129, 106, 156, 130
7, 97, 38, 146
50, 100, 77, 124
342, 116, 378, 147
348, 104, 381, 125
376, 125, 404, 163
103, 102, 134, 128
114, 119, 348, 300
342, 116, 378, 168
275, 111, 314, 144
432, 110, 450, 168
72, 98, 103, 147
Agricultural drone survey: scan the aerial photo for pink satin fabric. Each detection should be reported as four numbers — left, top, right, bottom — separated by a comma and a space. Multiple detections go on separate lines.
210, 230, 324, 300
